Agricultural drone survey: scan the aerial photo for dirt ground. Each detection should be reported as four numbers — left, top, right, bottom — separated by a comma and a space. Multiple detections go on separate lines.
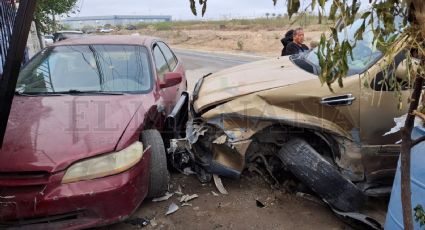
114, 27, 324, 57
108, 173, 352, 230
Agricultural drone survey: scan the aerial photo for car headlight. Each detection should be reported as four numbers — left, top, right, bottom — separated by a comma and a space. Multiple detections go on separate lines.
62, 141, 145, 184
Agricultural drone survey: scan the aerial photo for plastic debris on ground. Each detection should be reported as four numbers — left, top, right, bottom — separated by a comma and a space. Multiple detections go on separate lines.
150, 218, 158, 227
124, 217, 150, 227
180, 194, 199, 203
211, 191, 219, 196
175, 185, 183, 195
165, 202, 179, 215
213, 174, 229, 195
256, 200, 266, 208
183, 167, 196, 175
152, 192, 174, 202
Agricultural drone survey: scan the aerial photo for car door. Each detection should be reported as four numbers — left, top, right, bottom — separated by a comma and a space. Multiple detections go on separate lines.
359, 50, 412, 184
154, 42, 185, 112
360, 52, 412, 145
152, 43, 172, 114
158, 41, 186, 100
152, 42, 182, 114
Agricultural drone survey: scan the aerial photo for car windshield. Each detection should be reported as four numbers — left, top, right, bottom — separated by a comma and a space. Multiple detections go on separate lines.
304, 17, 402, 75
17, 45, 152, 94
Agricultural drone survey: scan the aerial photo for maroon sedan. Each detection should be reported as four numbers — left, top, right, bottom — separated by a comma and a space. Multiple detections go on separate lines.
0, 35, 187, 229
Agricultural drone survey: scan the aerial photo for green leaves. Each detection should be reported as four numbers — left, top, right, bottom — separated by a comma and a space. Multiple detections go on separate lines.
189, 0, 208, 17
202, 0, 207, 16
287, 0, 300, 19
311, 0, 316, 11
354, 20, 366, 41
35, 0, 78, 33
414, 205, 425, 227
329, 2, 337, 21
190, 0, 196, 16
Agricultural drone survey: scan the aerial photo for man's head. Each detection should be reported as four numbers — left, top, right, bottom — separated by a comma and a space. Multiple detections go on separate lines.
293, 28, 305, 44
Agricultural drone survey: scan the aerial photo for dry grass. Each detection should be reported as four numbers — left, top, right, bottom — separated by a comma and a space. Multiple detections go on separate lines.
113, 17, 330, 57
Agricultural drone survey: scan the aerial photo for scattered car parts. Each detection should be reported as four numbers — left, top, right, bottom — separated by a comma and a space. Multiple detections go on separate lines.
180, 194, 199, 203
152, 192, 174, 202
165, 203, 179, 216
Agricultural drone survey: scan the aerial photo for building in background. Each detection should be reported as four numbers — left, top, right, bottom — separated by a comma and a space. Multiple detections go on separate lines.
61, 15, 172, 29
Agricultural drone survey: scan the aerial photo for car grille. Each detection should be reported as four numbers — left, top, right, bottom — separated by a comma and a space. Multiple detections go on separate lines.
0, 171, 51, 197
0, 171, 49, 179
0, 185, 46, 197
0, 171, 50, 186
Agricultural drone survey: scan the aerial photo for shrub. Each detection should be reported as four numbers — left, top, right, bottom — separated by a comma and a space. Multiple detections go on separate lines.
154, 22, 172, 31
135, 22, 149, 29
237, 40, 244, 50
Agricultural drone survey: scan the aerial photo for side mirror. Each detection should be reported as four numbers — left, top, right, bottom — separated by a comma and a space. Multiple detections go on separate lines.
160, 72, 183, 89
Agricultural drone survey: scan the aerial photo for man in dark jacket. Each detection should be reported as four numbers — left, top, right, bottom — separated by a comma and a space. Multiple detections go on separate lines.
283, 28, 309, 56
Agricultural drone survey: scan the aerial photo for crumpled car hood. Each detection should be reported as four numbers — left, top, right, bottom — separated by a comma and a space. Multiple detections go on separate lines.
193, 56, 317, 112
0, 95, 147, 173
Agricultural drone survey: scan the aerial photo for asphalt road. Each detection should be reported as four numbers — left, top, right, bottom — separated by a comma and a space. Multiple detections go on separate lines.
174, 49, 264, 92
175, 49, 263, 71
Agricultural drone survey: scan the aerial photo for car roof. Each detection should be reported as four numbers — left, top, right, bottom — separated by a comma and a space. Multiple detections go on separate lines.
51, 35, 158, 47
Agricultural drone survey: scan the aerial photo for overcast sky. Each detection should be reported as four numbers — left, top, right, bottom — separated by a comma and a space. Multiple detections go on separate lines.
73, 0, 371, 20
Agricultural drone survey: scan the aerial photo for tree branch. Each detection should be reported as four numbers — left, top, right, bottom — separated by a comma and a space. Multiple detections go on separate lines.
413, 110, 425, 122
412, 135, 425, 147
401, 73, 424, 230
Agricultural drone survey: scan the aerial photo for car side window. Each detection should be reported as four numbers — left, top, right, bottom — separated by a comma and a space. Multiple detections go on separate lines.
153, 44, 169, 81
370, 52, 407, 91
157, 42, 177, 71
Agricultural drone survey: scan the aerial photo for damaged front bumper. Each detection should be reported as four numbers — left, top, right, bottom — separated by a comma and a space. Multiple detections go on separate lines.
0, 149, 151, 229
167, 93, 387, 229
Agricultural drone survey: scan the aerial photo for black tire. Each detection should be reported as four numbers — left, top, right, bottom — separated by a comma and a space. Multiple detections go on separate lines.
141, 129, 170, 198
277, 138, 365, 212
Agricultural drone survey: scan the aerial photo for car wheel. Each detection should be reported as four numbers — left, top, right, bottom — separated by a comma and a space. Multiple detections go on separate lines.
141, 129, 170, 198
277, 138, 365, 212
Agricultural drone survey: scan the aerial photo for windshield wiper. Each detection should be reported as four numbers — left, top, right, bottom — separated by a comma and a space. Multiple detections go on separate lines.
14, 91, 65, 96
54, 89, 124, 95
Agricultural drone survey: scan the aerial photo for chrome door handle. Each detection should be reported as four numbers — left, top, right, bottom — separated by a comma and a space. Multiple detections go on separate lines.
320, 94, 356, 106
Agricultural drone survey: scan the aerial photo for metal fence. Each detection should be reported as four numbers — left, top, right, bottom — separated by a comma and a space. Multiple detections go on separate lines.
0, 0, 16, 76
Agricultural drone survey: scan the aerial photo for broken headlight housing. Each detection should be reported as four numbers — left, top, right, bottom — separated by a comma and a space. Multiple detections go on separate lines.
62, 141, 144, 184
